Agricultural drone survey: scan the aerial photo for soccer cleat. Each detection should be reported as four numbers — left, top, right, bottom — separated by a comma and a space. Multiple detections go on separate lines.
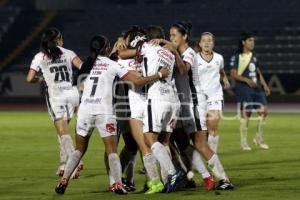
215, 179, 234, 190
165, 170, 184, 193
55, 178, 68, 194
145, 180, 164, 194
240, 142, 252, 151
70, 163, 84, 179
203, 176, 215, 191
122, 178, 136, 192
253, 136, 269, 149
56, 164, 65, 177
110, 183, 128, 195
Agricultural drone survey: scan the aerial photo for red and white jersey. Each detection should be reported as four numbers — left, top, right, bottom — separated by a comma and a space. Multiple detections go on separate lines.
117, 58, 145, 98
140, 43, 178, 102
174, 47, 196, 103
79, 56, 129, 115
30, 47, 77, 97
193, 52, 224, 101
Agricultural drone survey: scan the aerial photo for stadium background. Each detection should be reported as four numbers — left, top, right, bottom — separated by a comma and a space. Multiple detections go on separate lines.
0, 1, 300, 200
0, 0, 300, 110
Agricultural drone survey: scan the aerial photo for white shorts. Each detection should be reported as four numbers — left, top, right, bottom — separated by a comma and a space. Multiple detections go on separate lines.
207, 99, 223, 111
143, 99, 180, 133
46, 87, 79, 121
128, 92, 146, 121
191, 93, 224, 131
76, 110, 117, 138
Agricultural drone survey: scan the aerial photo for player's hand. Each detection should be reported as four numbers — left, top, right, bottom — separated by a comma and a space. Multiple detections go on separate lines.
223, 79, 231, 89
116, 37, 127, 49
163, 43, 177, 53
246, 79, 257, 88
149, 39, 163, 46
158, 67, 170, 78
263, 84, 271, 96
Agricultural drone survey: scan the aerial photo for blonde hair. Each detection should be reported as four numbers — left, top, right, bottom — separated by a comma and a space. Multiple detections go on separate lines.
194, 32, 215, 53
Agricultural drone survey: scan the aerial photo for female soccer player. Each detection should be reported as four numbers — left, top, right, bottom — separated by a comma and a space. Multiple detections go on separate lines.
27, 27, 83, 178
55, 34, 169, 195
153, 22, 234, 190
229, 32, 270, 150
118, 26, 184, 193
194, 32, 230, 153
150, 22, 216, 190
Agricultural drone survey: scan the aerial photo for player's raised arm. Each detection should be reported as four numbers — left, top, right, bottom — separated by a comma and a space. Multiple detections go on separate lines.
122, 67, 169, 87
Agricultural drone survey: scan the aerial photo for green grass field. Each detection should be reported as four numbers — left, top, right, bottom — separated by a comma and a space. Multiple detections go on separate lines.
0, 112, 299, 200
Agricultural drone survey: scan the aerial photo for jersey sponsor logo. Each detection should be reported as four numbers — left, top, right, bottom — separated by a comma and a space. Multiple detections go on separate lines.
157, 49, 173, 62
106, 123, 116, 133
249, 63, 256, 72
128, 60, 138, 68
94, 63, 109, 70
159, 86, 170, 95
83, 97, 102, 104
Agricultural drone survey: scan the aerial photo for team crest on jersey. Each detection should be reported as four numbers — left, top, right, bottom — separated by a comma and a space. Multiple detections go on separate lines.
106, 123, 116, 133
249, 63, 256, 72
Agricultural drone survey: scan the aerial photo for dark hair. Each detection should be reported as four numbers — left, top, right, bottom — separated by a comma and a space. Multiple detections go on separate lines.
171, 21, 192, 40
146, 25, 165, 40
79, 35, 110, 75
238, 31, 254, 53
124, 25, 147, 49
40, 27, 63, 62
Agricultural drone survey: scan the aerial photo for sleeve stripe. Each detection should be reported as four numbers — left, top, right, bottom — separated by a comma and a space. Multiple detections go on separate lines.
120, 71, 129, 80
30, 68, 39, 72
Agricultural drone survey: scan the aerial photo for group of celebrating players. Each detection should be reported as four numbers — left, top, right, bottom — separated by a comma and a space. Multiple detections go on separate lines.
26, 20, 270, 195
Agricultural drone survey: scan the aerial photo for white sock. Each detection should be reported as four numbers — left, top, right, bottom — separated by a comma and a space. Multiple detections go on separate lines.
109, 171, 115, 185
143, 153, 160, 181
63, 150, 82, 180
57, 135, 67, 165
208, 154, 228, 181
240, 118, 248, 144
108, 153, 122, 183
60, 135, 75, 158
208, 135, 220, 153
151, 142, 176, 175
192, 150, 210, 179
256, 116, 265, 139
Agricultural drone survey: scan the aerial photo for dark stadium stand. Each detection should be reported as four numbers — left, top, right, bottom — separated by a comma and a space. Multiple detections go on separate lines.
0, 0, 299, 102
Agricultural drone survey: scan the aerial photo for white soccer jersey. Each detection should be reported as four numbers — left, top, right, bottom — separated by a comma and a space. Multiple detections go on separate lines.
79, 56, 129, 115
192, 52, 224, 102
140, 43, 178, 102
117, 58, 146, 121
30, 47, 77, 97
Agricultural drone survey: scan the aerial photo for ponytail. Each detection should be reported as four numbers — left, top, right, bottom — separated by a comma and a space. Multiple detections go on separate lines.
79, 35, 109, 75
40, 27, 62, 62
